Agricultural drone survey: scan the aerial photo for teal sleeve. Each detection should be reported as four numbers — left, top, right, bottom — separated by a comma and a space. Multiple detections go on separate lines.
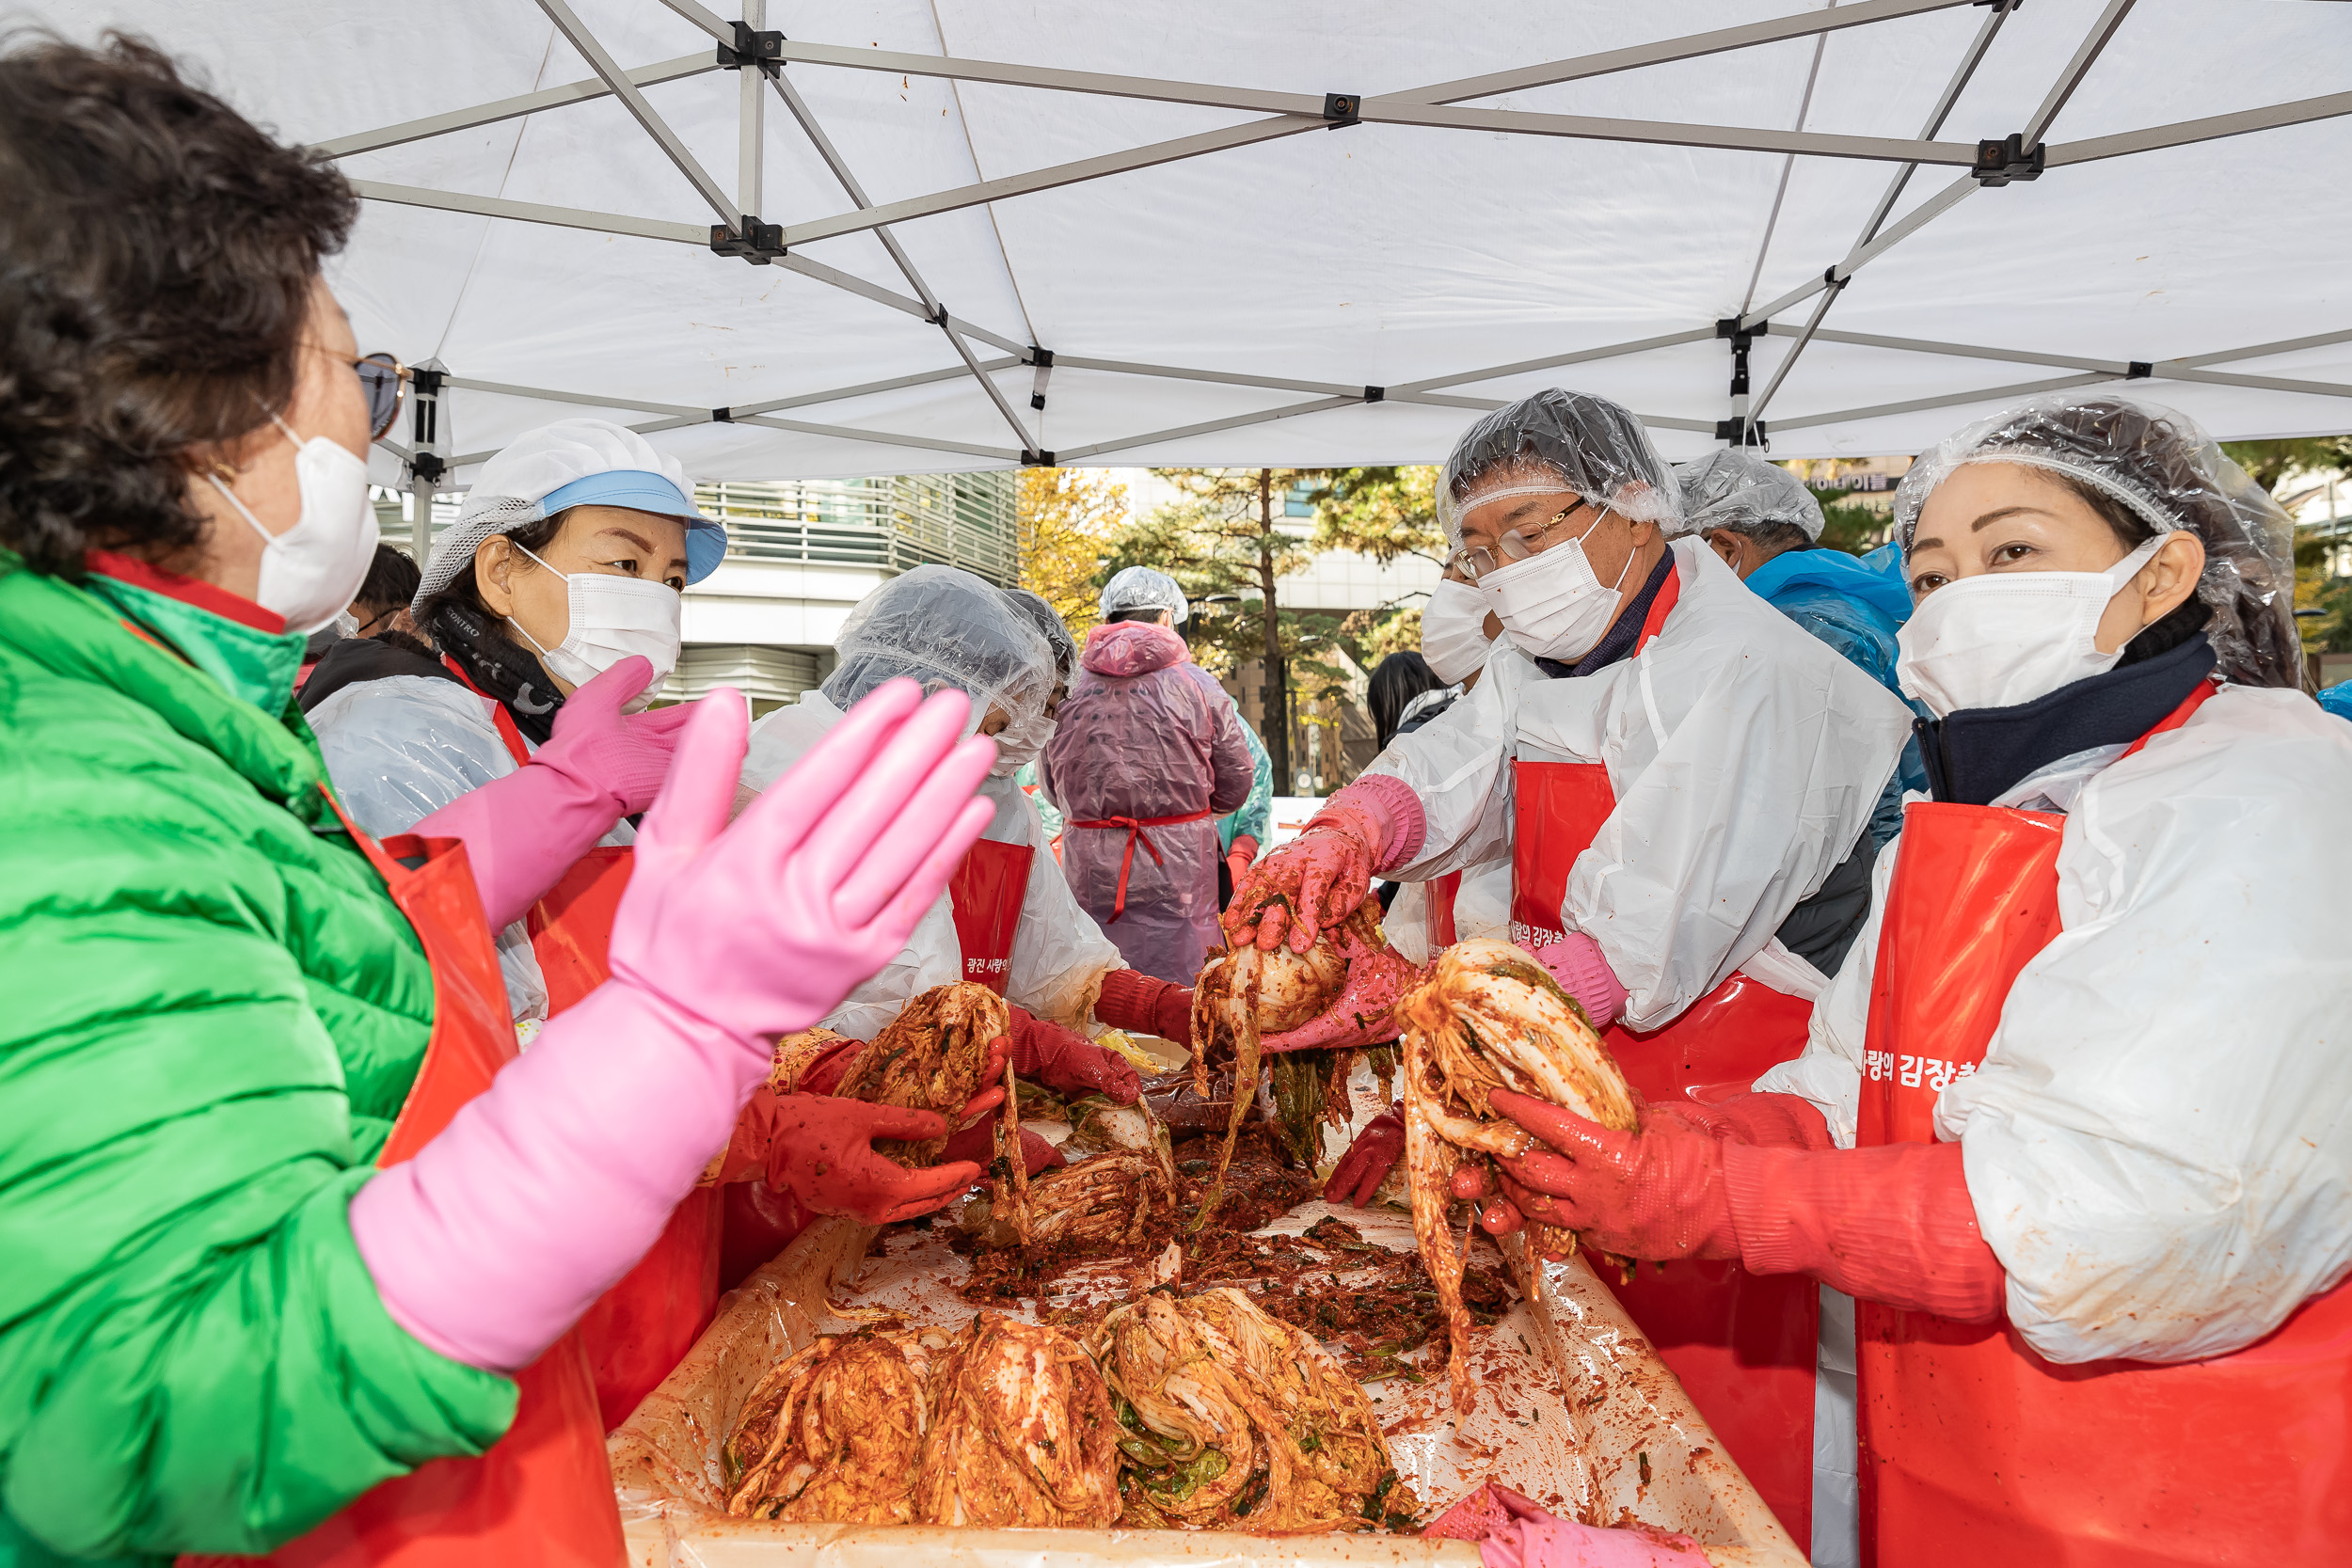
1219, 717, 1274, 850
1014, 759, 1064, 838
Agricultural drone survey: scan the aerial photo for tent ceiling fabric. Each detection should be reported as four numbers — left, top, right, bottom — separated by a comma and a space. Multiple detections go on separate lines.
40, 0, 2352, 484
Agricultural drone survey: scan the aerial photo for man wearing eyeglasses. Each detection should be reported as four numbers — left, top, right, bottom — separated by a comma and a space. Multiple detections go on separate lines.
1225, 388, 1911, 1547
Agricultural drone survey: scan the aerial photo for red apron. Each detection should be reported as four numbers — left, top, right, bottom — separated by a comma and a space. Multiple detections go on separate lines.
458, 672, 721, 1436
1064, 809, 1214, 921
1508, 564, 1821, 1543
1857, 681, 2352, 1566
199, 798, 624, 1567
947, 837, 1035, 995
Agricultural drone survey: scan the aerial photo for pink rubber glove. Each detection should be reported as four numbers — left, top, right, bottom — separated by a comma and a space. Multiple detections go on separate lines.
1223, 775, 1423, 954
764, 1095, 981, 1224
1470, 1487, 1708, 1568
1326, 1105, 1404, 1207
1259, 925, 1425, 1053
1007, 1005, 1140, 1104
351, 679, 998, 1373
412, 655, 693, 929
1518, 930, 1628, 1031
1092, 968, 1193, 1048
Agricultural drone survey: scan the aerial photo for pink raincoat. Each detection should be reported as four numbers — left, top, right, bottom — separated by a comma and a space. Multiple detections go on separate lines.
1041, 621, 1254, 982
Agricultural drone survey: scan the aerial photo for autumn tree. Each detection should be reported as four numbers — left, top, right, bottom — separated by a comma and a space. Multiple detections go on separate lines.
1017, 467, 1126, 639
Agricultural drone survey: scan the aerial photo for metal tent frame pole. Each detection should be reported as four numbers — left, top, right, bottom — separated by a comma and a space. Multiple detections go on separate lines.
309, 0, 2352, 476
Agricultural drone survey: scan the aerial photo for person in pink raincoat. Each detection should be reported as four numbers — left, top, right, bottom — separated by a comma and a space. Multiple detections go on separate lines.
1040, 567, 1255, 983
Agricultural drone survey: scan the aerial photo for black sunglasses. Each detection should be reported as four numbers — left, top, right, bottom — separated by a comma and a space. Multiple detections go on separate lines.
355, 352, 409, 440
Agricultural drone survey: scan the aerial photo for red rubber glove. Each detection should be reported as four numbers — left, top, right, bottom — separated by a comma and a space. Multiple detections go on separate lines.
1326, 1105, 1405, 1207
764, 1095, 981, 1225
1224, 777, 1422, 954
1007, 1006, 1140, 1104
940, 1119, 1068, 1178
1519, 931, 1629, 1031
1092, 968, 1193, 1047
1486, 1091, 2006, 1321
1225, 832, 1260, 890
1487, 1088, 1739, 1260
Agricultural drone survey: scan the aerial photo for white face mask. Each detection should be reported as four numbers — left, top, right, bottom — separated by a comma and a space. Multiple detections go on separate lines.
207, 414, 379, 635
507, 541, 683, 706
1477, 506, 1634, 662
1422, 578, 1493, 684
1896, 535, 2169, 718
989, 710, 1057, 777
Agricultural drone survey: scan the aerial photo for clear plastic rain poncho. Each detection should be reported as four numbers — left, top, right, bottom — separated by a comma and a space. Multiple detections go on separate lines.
1894, 392, 2303, 690
1098, 564, 1190, 625
741, 565, 1120, 1032
1437, 388, 1684, 550
1674, 448, 1824, 542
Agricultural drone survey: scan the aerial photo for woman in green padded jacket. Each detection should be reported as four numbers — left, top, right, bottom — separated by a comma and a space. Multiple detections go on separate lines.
0, 36, 1005, 1566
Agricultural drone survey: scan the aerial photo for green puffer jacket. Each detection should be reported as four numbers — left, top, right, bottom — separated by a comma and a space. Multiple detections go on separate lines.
0, 557, 516, 1567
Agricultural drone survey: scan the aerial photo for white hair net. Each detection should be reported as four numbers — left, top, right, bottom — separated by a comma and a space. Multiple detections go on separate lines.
413, 418, 724, 612
1895, 392, 2302, 690
820, 564, 1057, 736
1099, 564, 1189, 625
1674, 448, 1825, 543
1438, 388, 1683, 549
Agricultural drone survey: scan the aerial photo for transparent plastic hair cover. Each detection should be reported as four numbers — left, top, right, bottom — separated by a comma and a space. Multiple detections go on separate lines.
1674, 448, 1825, 542
1438, 388, 1684, 549
821, 563, 1057, 735
1004, 586, 1079, 685
1097, 564, 1189, 625
1895, 392, 2303, 689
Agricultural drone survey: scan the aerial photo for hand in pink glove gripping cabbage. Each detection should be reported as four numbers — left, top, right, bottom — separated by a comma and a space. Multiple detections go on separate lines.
352, 679, 997, 1373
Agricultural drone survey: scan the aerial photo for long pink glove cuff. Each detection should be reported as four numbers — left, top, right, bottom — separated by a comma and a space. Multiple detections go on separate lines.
350, 979, 768, 1372
1529, 930, 1628, 1031
1314, 775, 1426, 874
413, 759, 621, 931
1724, 1138, 2006, 1322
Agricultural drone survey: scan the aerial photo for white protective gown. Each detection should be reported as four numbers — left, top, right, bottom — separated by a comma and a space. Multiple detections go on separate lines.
1759, 684, 2352, 1365
1369, 539, 1912, 1029
740, 690, 1123, 1038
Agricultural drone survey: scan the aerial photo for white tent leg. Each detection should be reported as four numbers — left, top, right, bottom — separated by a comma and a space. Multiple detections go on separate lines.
737, 0, 763, 218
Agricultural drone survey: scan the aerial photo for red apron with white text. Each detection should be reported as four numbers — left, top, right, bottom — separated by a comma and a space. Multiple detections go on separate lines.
196, 800, 624, 1567
1508, 565, 1820, 1544
1857, 682, 2352, 1566
464, 679, 722, 1435
947, 837, 1035, 995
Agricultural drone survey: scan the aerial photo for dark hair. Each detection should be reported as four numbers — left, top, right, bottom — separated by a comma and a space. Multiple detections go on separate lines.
354, 541, 421, 618
1104, 606, 1167, 626
0, 33, 358, 578
1733, 520, 1816, 557
1369, 650, 1445, 749
415, 512, 565, 626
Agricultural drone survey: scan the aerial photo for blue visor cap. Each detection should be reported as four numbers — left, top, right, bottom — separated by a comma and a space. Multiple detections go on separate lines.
539, 470, 729, 584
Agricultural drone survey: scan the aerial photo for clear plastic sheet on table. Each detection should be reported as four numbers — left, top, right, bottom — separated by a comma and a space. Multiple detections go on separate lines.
608, 1193, 1803, 1568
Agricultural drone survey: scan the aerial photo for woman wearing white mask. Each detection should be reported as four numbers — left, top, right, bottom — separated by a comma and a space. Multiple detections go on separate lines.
307, 419, 724, 1024
1468, 393, 2349, 1565
1227, 388, 1914, 1544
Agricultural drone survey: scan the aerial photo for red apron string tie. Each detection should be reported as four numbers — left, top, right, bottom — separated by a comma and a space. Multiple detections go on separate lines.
1066, 810, 1214, 922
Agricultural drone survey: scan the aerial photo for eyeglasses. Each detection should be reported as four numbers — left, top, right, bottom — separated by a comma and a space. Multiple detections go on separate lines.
354, 352, 409, 439
1447, 502, 1587, 582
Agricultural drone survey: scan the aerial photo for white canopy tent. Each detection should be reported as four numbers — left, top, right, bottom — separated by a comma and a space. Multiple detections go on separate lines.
39, 0, 2352, 537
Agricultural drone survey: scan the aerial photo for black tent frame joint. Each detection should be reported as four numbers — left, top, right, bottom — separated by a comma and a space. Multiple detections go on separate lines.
410, 451, 448, 483
1972, 133, 2045, 185
711, 406, 736, 423
1362, 385, 1386, 403
1323, 93, 1361, 127
710, 218, 786, 262
718, 24, 784, 79
2126, 361, 2153, 379
1023, 450, 1057, 467
1715, 416, 1770, 447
